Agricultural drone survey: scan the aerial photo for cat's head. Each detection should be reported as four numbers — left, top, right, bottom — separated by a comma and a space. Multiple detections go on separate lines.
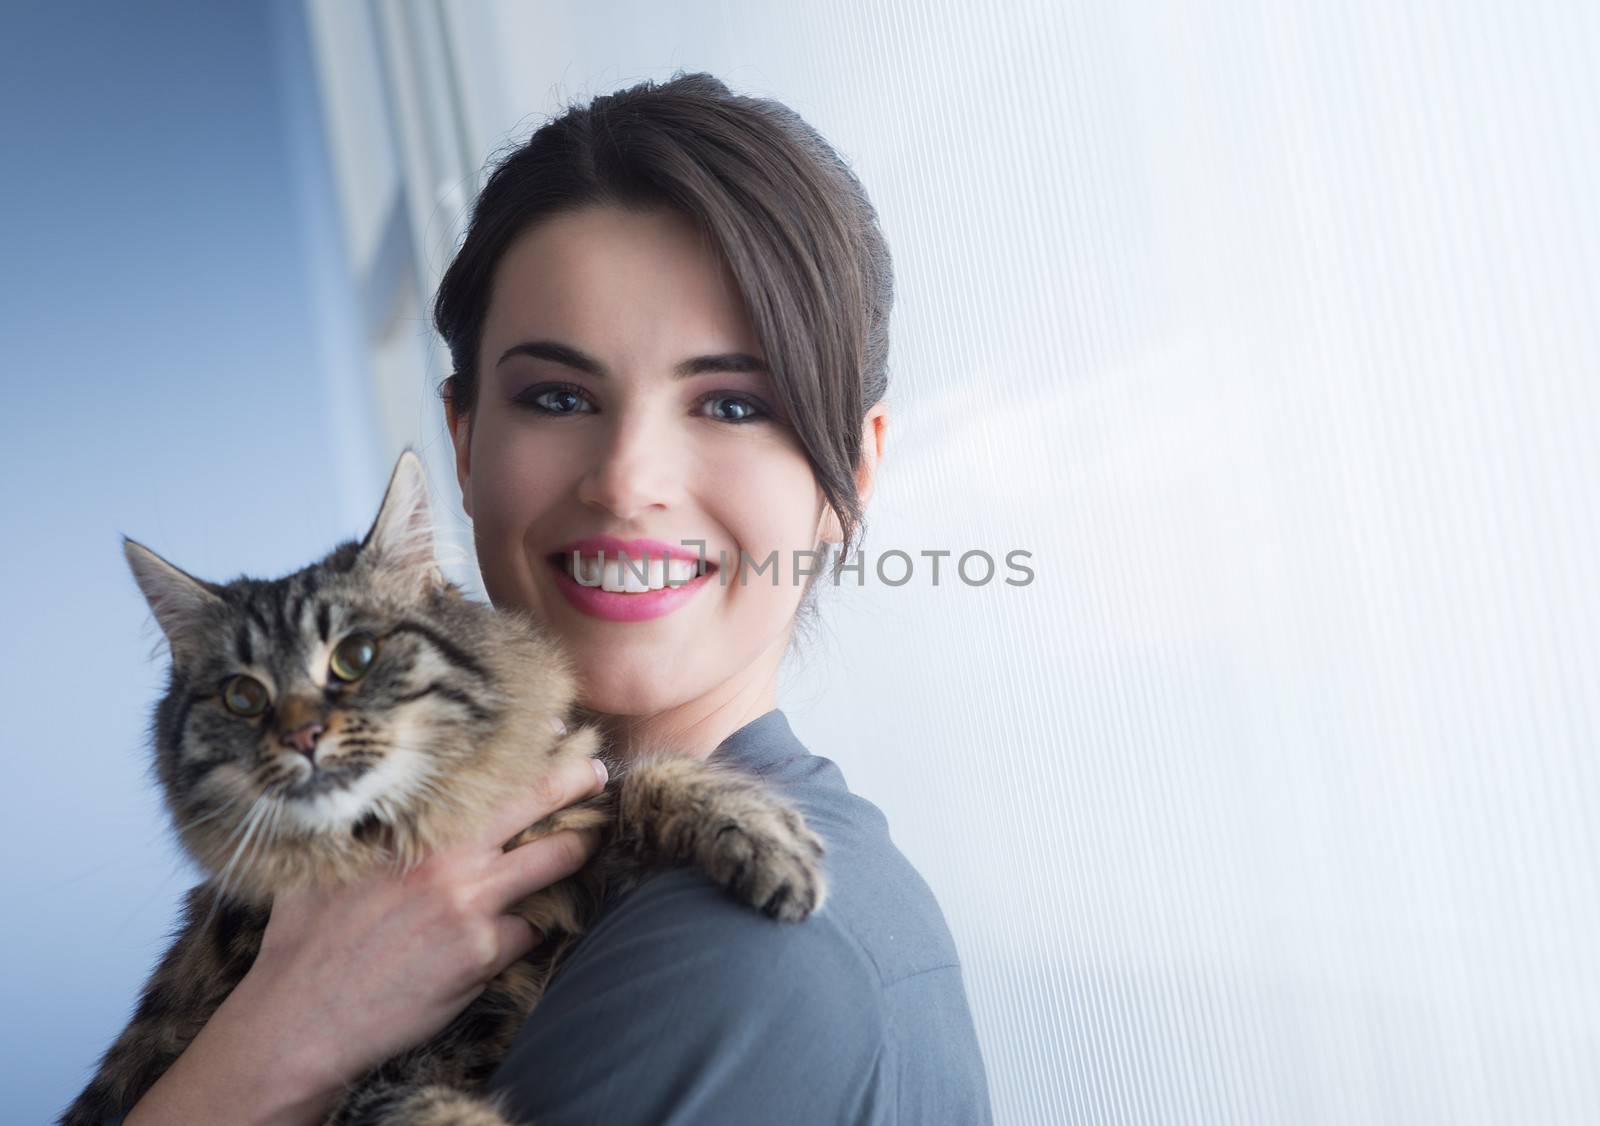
124, 450, 572, 901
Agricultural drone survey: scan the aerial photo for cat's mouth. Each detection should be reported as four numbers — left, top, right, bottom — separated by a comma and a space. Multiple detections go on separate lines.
282, 760, 372, 799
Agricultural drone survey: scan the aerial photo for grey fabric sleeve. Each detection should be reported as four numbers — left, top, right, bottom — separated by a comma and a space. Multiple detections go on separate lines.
484, 867, 890, 1125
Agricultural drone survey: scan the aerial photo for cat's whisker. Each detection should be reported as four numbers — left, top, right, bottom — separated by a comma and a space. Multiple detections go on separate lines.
240, 799, 284, 895
171, 796, 246, 837
207, 792, 266, 866
223, 801, 271, 889
201, 796, 271, 934
206, 802, 264, 911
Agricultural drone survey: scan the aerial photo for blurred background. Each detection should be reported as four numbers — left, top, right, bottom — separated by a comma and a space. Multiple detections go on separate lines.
4, 1, 1597, 1122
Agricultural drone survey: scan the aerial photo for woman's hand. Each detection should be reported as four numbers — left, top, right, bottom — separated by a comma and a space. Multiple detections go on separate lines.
124, 752, 609, 1126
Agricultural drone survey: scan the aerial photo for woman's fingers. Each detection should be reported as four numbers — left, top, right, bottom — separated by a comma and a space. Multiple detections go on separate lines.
491, 912, 541, 973
477, 750, 608, 849
232, 752, 606, 1097
484, 827, 603, 910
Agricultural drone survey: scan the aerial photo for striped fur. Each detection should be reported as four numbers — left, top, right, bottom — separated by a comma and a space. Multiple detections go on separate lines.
60, 452, 825, 1126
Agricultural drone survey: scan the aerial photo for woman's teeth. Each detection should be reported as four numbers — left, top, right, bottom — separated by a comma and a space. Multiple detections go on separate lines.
563, 553, 707, 592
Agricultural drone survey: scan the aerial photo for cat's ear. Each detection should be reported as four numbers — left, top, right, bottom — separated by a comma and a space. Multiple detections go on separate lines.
123, 538, 223, 658
360, 449, 444, 591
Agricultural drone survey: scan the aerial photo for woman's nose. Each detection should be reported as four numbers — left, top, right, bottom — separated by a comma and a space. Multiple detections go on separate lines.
574, 412, 684, 520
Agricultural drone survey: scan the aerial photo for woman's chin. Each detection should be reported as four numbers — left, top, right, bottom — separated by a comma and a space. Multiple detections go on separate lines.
573, 665, 695, 719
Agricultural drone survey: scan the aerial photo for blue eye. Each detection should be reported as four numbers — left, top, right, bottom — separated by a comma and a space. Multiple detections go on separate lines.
512, 383, 772, 425
698, 393, 769, 424
512, 383, 594, 415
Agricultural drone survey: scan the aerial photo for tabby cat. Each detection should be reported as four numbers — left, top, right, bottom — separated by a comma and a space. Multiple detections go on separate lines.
60, 450, 826, 1126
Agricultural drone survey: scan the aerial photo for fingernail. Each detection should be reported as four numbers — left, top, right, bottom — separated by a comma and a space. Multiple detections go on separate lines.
591, 757, 608, 788
548, 715, 568, 737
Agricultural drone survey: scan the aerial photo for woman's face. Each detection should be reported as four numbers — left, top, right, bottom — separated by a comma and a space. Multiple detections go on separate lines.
447, 205, 828, 719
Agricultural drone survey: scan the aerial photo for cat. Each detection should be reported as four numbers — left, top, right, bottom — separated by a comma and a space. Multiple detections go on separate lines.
59, 449, 827, 1126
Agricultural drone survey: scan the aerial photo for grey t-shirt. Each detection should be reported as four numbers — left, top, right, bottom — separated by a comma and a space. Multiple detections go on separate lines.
484, 707, 993, 1124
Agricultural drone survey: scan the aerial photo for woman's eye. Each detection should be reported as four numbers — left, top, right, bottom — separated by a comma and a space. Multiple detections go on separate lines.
512, 384, 769, 424
699, 393, 768, 424
512, 384, 594, 416
221, 675, 269, 717
329, 633, 378, 681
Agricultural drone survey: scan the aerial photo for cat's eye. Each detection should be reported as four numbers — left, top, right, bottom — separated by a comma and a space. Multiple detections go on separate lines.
222, 675, 269, 718
329, 633, 378, 682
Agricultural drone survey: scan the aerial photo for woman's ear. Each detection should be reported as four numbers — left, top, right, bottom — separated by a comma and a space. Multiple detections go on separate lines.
855, 400, 888, 511
820, 401, 889, 545
443, 382, 474, 520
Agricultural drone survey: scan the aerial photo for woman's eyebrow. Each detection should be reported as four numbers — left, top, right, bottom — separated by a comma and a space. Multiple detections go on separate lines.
496, 339, 768, 378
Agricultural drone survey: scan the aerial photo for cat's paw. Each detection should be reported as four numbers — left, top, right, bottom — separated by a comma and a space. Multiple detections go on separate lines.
702, 802, 827, 922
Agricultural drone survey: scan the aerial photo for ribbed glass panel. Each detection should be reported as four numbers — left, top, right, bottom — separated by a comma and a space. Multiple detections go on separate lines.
310, 2, 1600, 1118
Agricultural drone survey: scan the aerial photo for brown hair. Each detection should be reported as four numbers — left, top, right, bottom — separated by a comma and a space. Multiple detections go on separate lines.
432, 71, 893, 586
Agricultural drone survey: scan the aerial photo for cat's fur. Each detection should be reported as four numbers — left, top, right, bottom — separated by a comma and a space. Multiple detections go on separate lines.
60, 451, 826, 1126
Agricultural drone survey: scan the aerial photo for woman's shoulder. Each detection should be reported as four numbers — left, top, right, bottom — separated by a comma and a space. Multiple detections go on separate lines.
585, 862, 889, 1000
711, 710, 967, 983
484, 866, 890, 1123
482, 739, 992, 1124
485, 794, 988, 1123
554, 748, 969, 1002
761, 748, 968, 986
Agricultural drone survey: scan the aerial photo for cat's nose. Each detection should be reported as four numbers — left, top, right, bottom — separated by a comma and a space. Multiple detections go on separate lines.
279, 723, 326, 759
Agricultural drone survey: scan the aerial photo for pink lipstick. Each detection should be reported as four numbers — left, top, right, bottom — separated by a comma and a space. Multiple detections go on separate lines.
547, 535, 717, 622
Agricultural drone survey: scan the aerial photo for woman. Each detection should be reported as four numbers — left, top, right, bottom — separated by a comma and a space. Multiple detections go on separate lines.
119, 72, 990, 1125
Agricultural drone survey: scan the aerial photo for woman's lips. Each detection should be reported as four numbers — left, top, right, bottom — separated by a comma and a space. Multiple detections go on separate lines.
546, 554, 715, 622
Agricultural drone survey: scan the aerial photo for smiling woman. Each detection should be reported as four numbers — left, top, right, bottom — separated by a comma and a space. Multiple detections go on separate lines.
443, 204, 846, 735
429, 74, 991, 1121
96, 71, 990, 1126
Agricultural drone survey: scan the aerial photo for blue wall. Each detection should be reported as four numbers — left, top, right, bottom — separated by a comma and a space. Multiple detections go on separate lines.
0, 2, 376, 1117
